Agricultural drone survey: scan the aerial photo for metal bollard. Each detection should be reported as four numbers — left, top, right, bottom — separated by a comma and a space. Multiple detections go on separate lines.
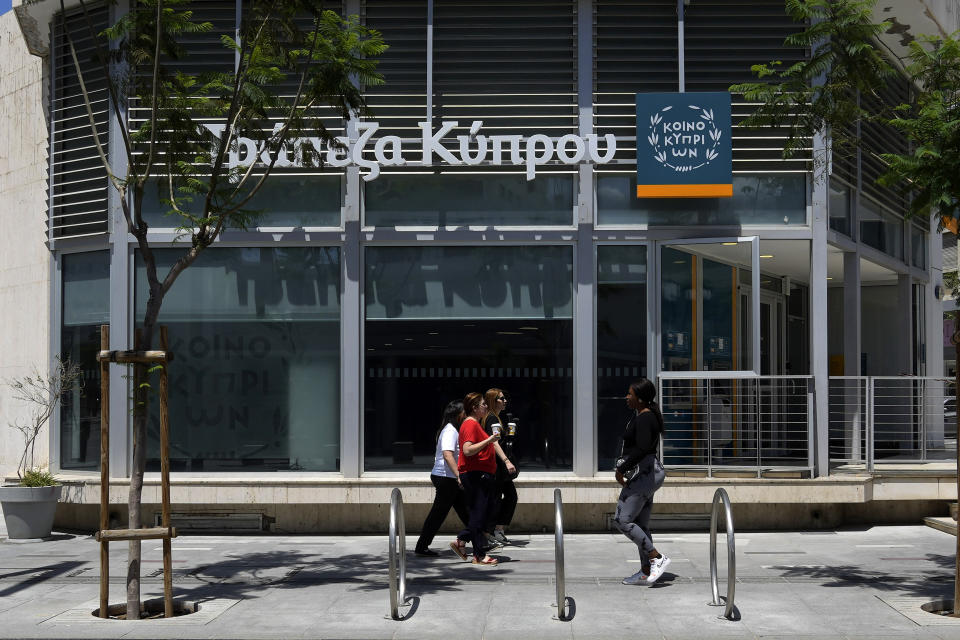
553, 488, 569, 621
388, 488, 407, 620
708, 487, 737, 620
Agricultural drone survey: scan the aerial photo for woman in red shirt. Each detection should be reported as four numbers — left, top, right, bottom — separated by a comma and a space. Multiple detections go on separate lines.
449, 391, 501, 565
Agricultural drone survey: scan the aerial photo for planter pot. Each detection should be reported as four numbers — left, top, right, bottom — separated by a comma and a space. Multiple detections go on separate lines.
0, 485, 62, 539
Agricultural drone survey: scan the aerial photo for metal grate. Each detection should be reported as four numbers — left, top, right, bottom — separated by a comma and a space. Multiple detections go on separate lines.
49, 3, 111, 240
658, 375, 813, 476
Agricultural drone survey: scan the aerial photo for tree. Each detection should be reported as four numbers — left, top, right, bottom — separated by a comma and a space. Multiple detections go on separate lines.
733, 0, 960, 615
59, 0, 386, 619
730, 0, 895, 172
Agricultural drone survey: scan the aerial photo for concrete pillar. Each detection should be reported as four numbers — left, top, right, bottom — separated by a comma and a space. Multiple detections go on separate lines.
810, 141, 830, 477
843, 252, 861, 375
897, 273, 913, 375
340, 0, 362, 478
573, 0, 595, 477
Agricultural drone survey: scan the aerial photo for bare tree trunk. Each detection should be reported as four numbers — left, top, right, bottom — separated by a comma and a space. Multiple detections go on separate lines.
126, 286, 161, 620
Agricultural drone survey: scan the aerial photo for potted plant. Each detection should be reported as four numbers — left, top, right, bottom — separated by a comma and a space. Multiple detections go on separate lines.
0, 358, 81, 539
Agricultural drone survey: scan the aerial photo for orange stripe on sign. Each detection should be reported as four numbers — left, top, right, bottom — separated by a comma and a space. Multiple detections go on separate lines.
636, 184, 734, 198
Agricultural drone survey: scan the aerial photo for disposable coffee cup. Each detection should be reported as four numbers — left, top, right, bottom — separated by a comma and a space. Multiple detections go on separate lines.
507, 422, 516, 436
491, 424, 501, 436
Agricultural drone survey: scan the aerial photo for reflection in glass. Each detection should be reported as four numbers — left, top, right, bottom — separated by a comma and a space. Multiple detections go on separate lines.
859, 199, 903, 259
911, 226, 927, 269
829, 181, 851, 236
365, 173, 574, 227
364, 246, 573, 471
60, 251, 110, 470
135, 247, 341, 471
140, 176, 342, 228
597, 245, 647, 471
597, 174, 806, 226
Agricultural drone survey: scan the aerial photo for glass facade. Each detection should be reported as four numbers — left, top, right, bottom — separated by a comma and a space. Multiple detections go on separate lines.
860, 199, 904, 260
60, 251, 110, 470
596, 245, 647, 471
44, 0, 933, 484
364, 245, 574, 471
135, 247, 341, 471
598, 174, 806, 226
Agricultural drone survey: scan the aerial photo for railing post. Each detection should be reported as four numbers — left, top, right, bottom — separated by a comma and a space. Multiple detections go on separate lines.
706, 379, 713, 477
807, 377, 815, 474
866, 378, 875, 472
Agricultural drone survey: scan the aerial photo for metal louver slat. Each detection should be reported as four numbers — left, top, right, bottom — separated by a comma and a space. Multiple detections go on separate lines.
596, 0, 810, 174
50, 3, 110, 240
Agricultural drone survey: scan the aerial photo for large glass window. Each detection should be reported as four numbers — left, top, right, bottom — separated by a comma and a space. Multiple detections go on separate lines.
597, 245, 647, 471
859, 199, 903, 260
597, 174, 806, 226
364, 174, 574, 227
60, 251, 110, 470
364, 245, 573, 471
911, 225, 927, 269
141, 176, 342, 228
135, 247, 341, 471
829, 180, 852, 236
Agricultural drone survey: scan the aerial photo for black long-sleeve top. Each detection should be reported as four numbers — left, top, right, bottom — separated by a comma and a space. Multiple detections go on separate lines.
616, 410, 661, 475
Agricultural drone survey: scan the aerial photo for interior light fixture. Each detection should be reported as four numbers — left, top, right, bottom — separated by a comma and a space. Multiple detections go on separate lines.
721, 242, 738, 246
826, 277, 834, 280
760, 254, 774, 259
518, 326, 539, 330
496, 331, 523, 335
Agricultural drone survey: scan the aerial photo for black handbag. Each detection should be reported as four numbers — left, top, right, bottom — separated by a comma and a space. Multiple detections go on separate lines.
614, 436, 641, 481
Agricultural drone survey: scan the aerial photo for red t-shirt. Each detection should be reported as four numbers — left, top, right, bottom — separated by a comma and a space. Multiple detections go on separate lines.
458, 417, 496, 474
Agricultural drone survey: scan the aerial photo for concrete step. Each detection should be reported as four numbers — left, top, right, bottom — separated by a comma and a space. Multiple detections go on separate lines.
924, 516, 957, 536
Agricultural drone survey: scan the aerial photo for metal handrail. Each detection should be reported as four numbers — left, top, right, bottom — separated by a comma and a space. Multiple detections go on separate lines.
708, 488, 737, 620
553, 488, 569, 621
388, 488, 407, 621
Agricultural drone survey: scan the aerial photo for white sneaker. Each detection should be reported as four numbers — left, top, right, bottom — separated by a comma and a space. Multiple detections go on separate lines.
621, 568, 648, 585
645, 555, 671, 585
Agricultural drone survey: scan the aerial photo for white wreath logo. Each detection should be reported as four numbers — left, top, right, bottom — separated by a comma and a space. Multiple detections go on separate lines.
647, 104, 723, 173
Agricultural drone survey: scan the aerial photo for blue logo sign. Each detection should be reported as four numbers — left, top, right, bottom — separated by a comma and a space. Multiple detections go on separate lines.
635, 92, 732, 198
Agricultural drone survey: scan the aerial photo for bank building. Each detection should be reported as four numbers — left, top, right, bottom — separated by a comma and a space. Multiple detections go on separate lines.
0, 0, 958, 533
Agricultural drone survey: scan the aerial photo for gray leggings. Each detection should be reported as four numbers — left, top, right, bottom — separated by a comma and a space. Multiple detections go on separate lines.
613, 478, 656, 567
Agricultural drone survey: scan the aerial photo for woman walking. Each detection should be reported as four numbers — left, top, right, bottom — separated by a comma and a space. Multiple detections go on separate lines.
450, 392, 502, 565
483, 388, 517, 545
414, 400, 470, 556
614, 378, 670, 585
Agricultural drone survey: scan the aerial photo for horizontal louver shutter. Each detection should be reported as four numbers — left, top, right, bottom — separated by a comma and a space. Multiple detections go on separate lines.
596, 0, 809, 174
860, 74, 911, 213
362, 0, 428, 141
50, 3, 110, 240
687, 0, 809, 173
594, 0, 678, 172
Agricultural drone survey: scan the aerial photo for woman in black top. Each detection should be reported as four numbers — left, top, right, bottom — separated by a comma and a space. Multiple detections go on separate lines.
613, 378, 670, 586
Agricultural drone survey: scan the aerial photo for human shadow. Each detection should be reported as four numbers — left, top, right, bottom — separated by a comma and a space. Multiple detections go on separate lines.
0, 561, 85, 597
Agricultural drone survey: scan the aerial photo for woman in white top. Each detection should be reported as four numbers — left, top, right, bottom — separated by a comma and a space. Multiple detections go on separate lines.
415, 400, 471, 556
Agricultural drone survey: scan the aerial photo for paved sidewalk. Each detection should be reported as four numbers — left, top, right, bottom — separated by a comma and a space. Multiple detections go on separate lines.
1, 521, 960, 639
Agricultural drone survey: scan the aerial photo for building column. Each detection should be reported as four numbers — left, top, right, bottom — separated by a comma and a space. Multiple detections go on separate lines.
843, 252, 861, 375
810, 145, 830, 476
927, 223, 944, 378
842, 251, 862, 461
897, 273, 914, 375
107, 0, 130, 478
572, 0, 595, 477
339, 0, 362, 479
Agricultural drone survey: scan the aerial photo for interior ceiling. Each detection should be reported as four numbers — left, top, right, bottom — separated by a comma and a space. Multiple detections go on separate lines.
671, 240, 900, 286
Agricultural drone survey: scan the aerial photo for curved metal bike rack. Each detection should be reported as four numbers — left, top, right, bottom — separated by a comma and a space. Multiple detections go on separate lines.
708, 487, 737, 620
388, 488, 408, 620
553, 488, 569, 621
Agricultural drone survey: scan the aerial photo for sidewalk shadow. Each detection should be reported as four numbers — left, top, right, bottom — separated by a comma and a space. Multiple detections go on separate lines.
768, 555, 953, 598
0, 561, 85, 597
176, 547, 515, 604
